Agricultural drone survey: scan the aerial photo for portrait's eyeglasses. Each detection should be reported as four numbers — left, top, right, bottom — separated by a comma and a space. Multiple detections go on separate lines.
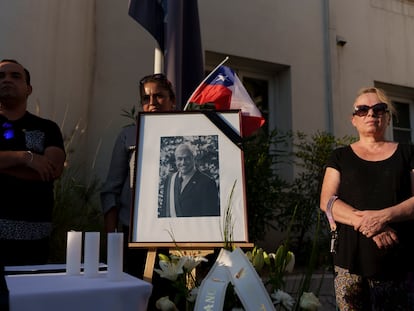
2, 122, 14, 140
353, 103, 389, 117
139, 73, 169, 85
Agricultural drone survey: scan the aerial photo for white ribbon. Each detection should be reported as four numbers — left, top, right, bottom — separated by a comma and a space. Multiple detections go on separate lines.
168, 172, 178, 217
193, 264, 230, 310
195, 247, 275, 311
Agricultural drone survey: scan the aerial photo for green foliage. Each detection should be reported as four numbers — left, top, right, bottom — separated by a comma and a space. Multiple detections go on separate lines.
120, 106, 138, 126
264, 204, 297, 291
280, 131, 355, 266
49, 121, 103, 263
244, 129, 356, 268
222, 180, 237, 251
49, 165, 103, 263
243, 129, 290, 242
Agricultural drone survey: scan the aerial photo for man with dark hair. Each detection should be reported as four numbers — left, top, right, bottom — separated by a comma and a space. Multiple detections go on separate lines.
0, 59, 66, 265
0, 59, 31, 85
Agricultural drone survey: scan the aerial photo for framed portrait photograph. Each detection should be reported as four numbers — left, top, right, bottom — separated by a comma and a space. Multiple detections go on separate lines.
130, 111, 248, 246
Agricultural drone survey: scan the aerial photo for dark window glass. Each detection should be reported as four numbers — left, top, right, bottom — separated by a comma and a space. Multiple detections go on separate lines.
392, 102, 411, 143
243, 76, 269, 132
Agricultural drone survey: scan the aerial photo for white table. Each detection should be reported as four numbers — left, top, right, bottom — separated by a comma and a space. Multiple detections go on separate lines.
5, 266, 152, 311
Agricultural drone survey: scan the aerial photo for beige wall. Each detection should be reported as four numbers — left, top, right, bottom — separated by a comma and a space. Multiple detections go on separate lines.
331, 0, 414, 136
199, 0, 328, 134
1, 0, 414, 183
0, 0, 95, 170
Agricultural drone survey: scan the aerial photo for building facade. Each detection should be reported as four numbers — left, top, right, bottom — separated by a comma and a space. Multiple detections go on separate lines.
1, 0, 413, 191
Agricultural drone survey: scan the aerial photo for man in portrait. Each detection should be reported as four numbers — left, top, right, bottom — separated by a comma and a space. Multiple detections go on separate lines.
159, 143, 220, 217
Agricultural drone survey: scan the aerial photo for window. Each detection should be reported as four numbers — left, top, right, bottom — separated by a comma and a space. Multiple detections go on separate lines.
240, 74, 270, 132
375, 82, 414, 143
392, 101, 412, 143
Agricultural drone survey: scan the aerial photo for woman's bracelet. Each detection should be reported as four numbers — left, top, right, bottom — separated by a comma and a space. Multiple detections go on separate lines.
26, 150, 34, 163
325, 195, 338, 231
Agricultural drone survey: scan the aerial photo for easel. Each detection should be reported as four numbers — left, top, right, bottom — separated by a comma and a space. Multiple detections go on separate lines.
129, 242, 254, 283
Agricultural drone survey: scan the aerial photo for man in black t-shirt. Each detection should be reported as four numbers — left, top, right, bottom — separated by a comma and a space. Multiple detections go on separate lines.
0, 59, 66, 265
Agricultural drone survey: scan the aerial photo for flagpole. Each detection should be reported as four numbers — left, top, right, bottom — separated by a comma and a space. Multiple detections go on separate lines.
154, 47, 163, 73
183, 56, 229, 110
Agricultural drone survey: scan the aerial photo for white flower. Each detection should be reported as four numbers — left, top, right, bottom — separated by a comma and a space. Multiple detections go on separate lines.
271, 289, 295, 310
187, 287, 199, 302
182, 255, 208, 272
299, 292, 321, 311
268, 250, 295, 273
285, 251, 295, 273
155, 296, 178, 311
153, 257, 186, 281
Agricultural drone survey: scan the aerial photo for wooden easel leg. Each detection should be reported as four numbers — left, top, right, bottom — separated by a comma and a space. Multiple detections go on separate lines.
143, 248, 157, 283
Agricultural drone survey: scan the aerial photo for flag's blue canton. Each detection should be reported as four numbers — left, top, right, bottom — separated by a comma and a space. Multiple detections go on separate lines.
206, 66, 234, 87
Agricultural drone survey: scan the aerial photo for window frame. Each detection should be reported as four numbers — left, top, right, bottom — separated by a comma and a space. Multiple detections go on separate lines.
389, 97, 414, 142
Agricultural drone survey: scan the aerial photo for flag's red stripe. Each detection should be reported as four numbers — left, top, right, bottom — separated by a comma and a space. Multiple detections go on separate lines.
189, 84, 232, 110
241, 116, 266, 137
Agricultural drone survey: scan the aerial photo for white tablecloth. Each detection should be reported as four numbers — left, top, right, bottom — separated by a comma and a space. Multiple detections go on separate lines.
6, 268, 152, 311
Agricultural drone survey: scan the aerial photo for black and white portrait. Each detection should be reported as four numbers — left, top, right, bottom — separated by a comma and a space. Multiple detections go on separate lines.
131, 111, 247, 244
157, 135, 220, 217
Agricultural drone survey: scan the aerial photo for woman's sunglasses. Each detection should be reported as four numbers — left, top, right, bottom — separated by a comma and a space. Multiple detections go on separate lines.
139, 73, 169, 85
353, 102, 389, 117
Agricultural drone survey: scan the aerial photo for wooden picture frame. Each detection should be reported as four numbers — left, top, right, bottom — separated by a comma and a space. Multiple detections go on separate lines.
129, 111, 248, 247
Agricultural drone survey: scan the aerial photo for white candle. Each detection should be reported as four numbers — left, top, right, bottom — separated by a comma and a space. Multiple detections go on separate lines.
84, 232, 100, 278
107, 232, 124, 281
66, 231, 82, 275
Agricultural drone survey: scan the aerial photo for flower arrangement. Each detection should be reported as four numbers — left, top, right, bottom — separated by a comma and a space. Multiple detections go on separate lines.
153, 244, 322, 311
247, 245, 322, 311
153, 249, 208, 310
153, 182, 324, 311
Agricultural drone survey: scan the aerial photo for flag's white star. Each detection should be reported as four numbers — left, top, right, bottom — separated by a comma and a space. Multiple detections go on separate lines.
215, 74, 227, 83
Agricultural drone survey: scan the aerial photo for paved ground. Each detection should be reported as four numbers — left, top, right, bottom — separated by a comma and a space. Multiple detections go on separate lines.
284, 273, 337, 311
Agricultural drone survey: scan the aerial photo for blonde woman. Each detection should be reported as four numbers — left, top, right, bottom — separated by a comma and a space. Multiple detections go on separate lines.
320, 87, 414, 310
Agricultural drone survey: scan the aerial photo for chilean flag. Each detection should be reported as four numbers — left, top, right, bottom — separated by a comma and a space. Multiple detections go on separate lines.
184, 65, 265, 137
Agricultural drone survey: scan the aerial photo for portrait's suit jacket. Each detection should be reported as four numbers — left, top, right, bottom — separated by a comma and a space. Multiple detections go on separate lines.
159, 170, 220, 217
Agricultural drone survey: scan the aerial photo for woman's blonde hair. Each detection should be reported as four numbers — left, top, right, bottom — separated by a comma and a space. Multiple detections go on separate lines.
355, 87, 396, 116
